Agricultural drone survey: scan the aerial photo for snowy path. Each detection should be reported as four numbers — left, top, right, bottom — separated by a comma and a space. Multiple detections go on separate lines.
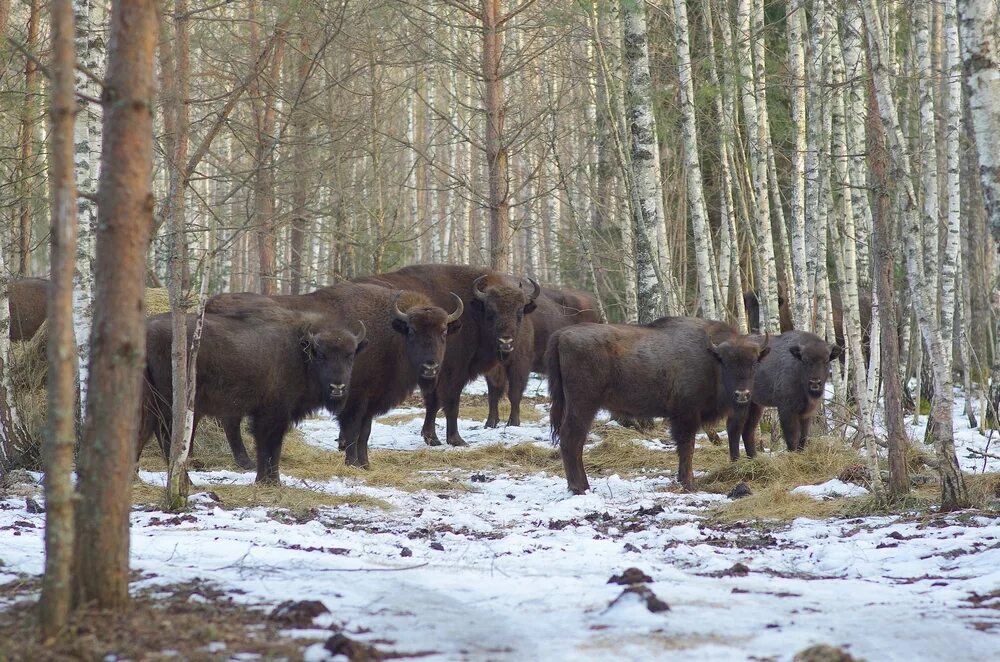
2, 376, 1000, 660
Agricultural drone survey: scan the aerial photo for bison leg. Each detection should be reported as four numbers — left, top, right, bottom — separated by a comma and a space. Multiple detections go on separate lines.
484, 367, 505, 428
442, 389, 466, 446
671, 420, 699, 492
725, 412, 746, 462
558, 404, 598, 495
221, 416, 254, 469
778, 409, 803, 453
505, 362, 529, 428
797, 414, 812, 452
355, 415, 374, 468
421, 388, 441, 446
741, 403, 764, 459
339, 408, 369, 468
252, 413, 291, 485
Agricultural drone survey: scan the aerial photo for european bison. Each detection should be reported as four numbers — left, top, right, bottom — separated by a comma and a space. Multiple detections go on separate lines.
139, 307, 367, 484
727, 330, 842, 458
207, 283, 464, 469
547, 316, 770, 494
484, 286, 602, 428
354, 264, 539, 447
6, 278, 49, 341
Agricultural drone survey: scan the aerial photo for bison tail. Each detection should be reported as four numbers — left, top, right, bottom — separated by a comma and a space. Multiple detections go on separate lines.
545, 333, 565, 447
135, 368, 157, 462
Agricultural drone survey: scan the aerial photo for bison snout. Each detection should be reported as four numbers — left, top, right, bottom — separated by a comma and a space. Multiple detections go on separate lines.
734, 389, 751, 405
808, 379, 824, 395
420, 362, 440, 379
497, 336, 515, 354
329, 383, 347, 398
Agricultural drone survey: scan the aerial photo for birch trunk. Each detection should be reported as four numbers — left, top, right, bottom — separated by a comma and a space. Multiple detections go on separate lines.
736, 0, 779, 332
41, 1, 77, 635
958, 0, 1000, 243
939, 0, 962, 370
915, 0, 939, 302
17, 0, 40, 277
622, 0, 665, 322
482, 0, 510, 272
672, 0, 719, 317
843, 1, 873, 281
787, 0, 809, 329
864, 0, 967, 509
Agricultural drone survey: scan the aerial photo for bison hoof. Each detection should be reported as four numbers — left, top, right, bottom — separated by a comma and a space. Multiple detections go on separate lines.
447, 436, 467, 447
568, 483, 590, 496
507, 417, 520, 427
423, 435, 442, 447
234, 454, 254, 470
484, 418, 500, 429
345, 458, 370, 469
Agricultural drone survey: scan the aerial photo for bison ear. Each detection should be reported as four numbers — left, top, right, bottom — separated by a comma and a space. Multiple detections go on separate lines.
707, 343, 723, 363
446, 320, 463, 335
523, 301, 537, 314
391, 318, 409, 335
789, 345, 803, 361
828, 344, 843, 362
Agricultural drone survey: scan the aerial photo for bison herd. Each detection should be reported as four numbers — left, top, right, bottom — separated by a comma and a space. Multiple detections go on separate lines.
6, 265, 841, 494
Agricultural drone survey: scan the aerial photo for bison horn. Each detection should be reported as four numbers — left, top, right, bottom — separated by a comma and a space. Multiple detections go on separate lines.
446, 291, 464, 322
472, 274, 489, 301
353, 320, 367, 345
525, 277, 541, 301
391, 291, 410, 324
760, 331, 770, 350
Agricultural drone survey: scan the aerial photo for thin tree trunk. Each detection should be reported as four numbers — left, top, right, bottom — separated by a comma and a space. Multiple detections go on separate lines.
74, 0, 157, 609
289, 31, 311, 295
17, 0, 41, 277
864, 0, 967, 509
622, 0, 667, 322
939, 0, 962, 371
41, 0, 77, 635
673, 0, 720, 318
482, 0, 510, 272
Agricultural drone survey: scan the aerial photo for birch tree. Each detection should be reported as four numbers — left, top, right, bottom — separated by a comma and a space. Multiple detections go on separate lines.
786, 0, 810, 329
622, 0, 667, 322
40, 0, 77, 636
672, 0, 720, 318
863, 0, 967, 510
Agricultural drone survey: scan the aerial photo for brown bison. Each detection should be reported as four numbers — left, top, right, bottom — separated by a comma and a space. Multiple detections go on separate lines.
547, 316, 769, 494
743, 284, 874, 362
207, 283, 464, 469
727, 330, 841, 458
354, 264, 539, 447
484, 286, 602, 428
139, 306, 367, 484
6, 278, 49, 341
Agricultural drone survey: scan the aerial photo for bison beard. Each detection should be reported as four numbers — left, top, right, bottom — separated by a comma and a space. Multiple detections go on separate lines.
484, 285, 602, 429
547, 317, 769, 494
727, 330, 842, 458
138, 308, 366, 484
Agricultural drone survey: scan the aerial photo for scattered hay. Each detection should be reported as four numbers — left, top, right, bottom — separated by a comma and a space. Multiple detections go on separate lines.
700, 438, 862, 494
710, 485, 848, 522
132, 478, 393, 512
960, 473, 1000, 510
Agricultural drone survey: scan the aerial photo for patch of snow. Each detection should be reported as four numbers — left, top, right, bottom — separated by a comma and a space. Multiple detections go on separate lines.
791, 479, 869, 500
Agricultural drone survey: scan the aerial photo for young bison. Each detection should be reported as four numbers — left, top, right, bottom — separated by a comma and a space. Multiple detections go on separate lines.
728, 330, 842, 458
547, 317, 769, 494
139, 308, 366, 484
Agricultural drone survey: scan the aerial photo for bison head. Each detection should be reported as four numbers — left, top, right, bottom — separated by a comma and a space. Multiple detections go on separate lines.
302, 320, 368, 413
709, 333, 770, 407
470, 274, 540, 361
391, 291, 463, 392
790, 341, 841, 398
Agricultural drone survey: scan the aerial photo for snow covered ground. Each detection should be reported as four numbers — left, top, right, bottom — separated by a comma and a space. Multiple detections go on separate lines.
2, 376, 1000, 660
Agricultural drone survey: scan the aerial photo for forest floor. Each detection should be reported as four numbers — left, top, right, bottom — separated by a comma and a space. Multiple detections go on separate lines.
2, 376, 1000, 661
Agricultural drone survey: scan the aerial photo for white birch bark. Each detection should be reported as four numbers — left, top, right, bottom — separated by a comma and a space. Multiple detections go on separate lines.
958, 0, 1000, 243
864, 0, 968, 509
915, 0, 939, 300
407, 72, 421, 261
787, 0, 809, 329
622, 0, 667, 321
843, 2, 873, 281
940, 0, 962, 369
804, 0, 829, 334
736, 0, 779, 331
673, 0, 720, 318
73, 0, 99, 403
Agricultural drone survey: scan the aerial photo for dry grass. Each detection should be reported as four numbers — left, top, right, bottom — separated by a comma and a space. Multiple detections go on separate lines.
711, 485, 848, 522
0, 578, 322, 661
131, 478, 393, 513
